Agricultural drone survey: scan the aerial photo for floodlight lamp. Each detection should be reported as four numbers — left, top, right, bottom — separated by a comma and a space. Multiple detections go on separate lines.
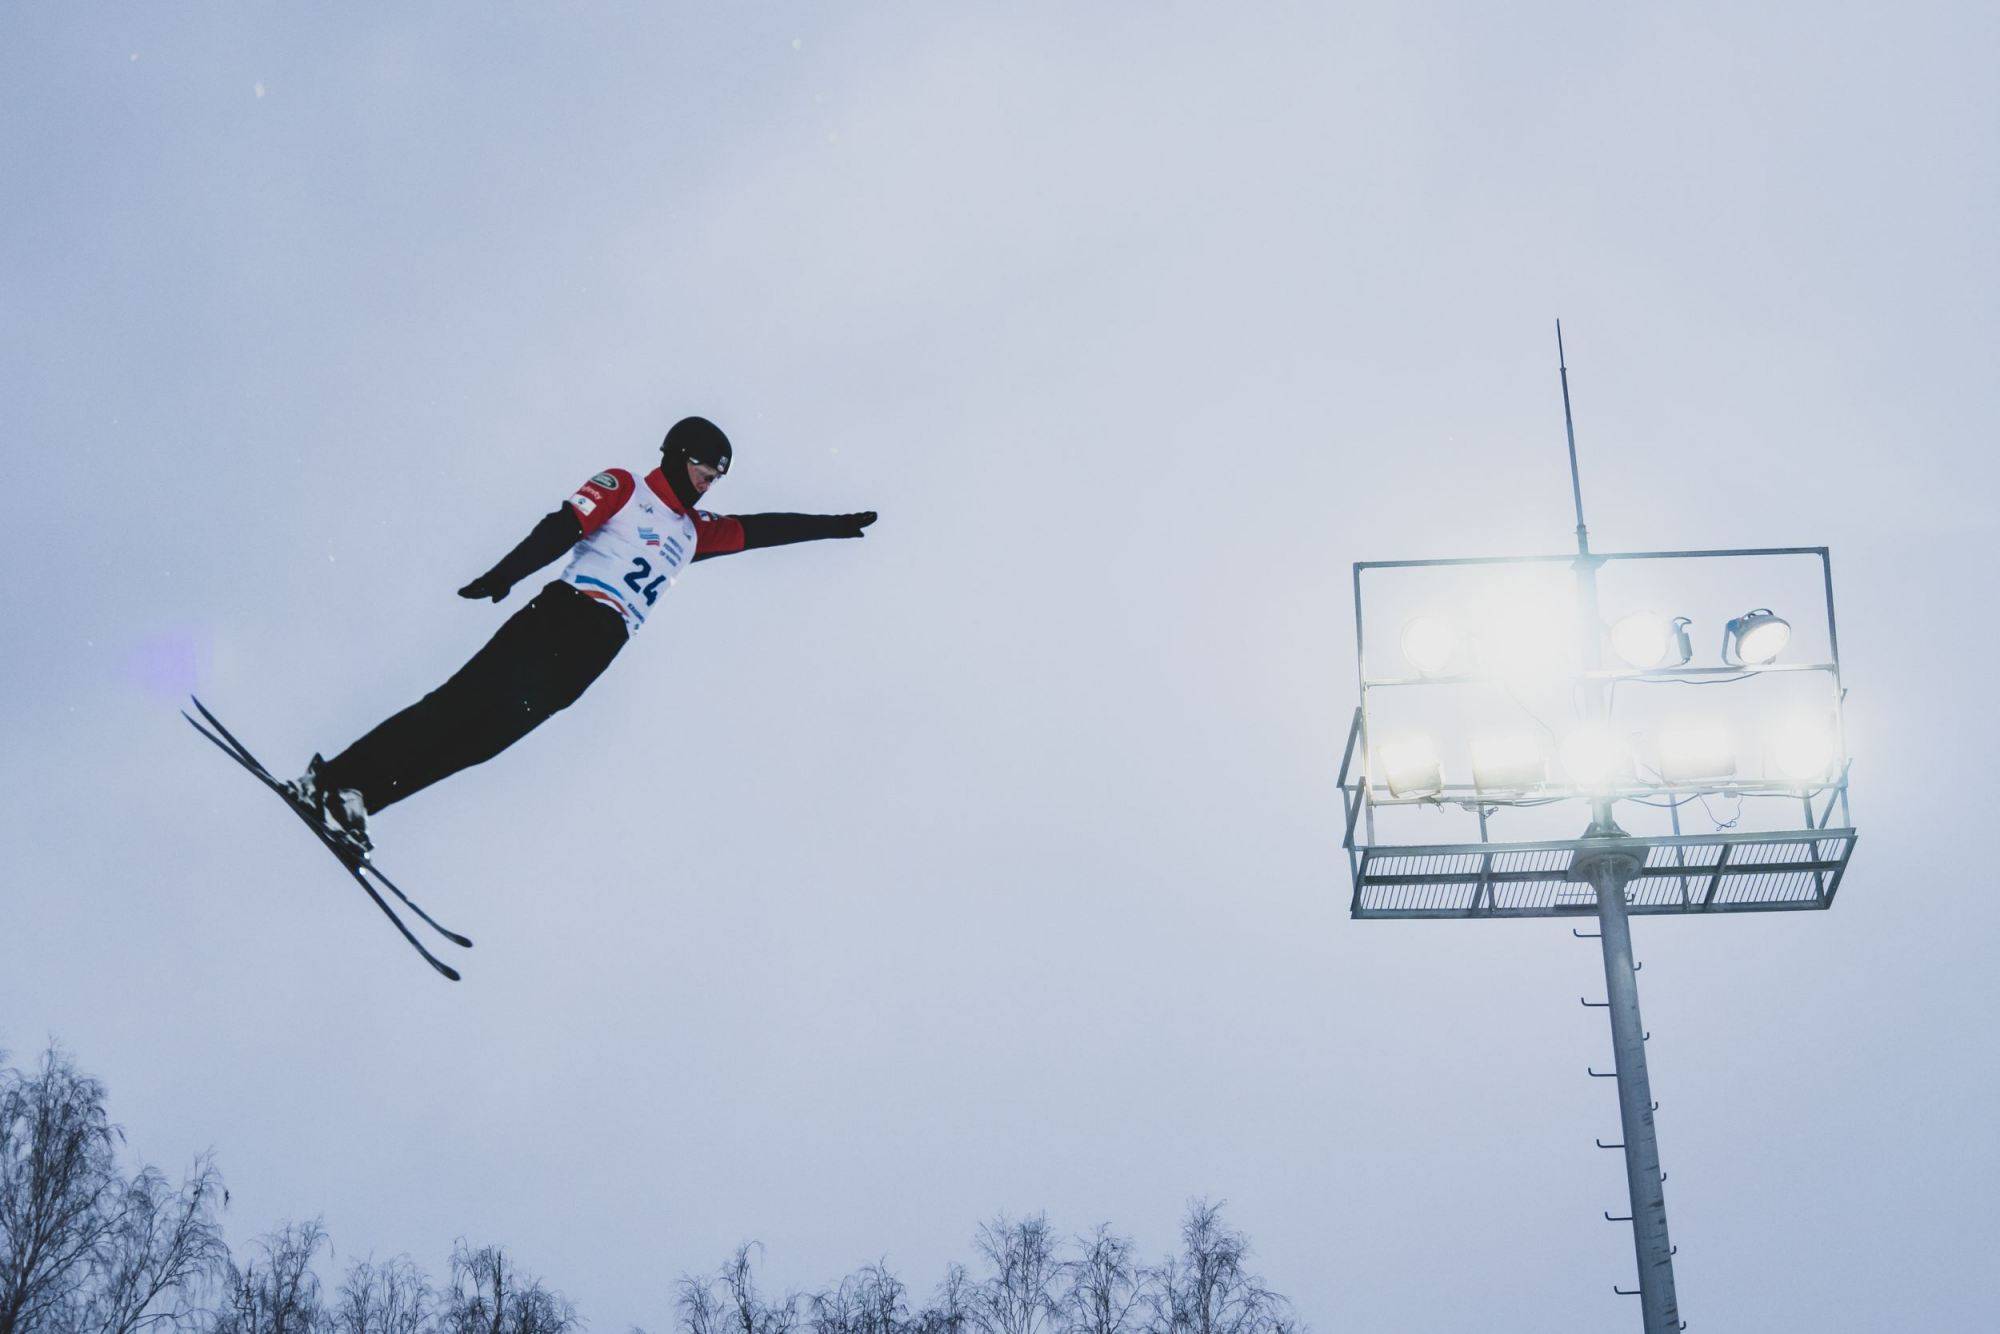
1609, 613, 1694, 670
1377, 736, 1443, 798
1769, 717, 1839, 785
1471, 734, 1546, 792
1400, 616, 1458, 676
1723, 608, 1791, 665
1656, 720, 1736, 783
1558, 727, 1634, 790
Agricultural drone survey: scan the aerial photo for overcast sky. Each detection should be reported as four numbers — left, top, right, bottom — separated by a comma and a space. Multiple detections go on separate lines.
3, 3, 1995, 1331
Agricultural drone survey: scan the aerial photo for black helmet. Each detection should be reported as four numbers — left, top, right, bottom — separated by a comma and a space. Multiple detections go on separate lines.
661, 416, 731, 475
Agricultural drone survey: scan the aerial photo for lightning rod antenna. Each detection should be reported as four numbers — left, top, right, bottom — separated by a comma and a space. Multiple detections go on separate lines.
1557, 319, 1590, 556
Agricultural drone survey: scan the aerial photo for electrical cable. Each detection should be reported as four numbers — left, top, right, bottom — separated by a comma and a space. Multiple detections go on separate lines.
1502, 681, 1565, 738
1697, 789, 1744, 830
1607, 671, 1757, 716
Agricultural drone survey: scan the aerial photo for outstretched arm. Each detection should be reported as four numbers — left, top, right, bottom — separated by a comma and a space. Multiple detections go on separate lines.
692, 511, 877, 562
457, 506, 585, 601
458, 469, 632, 601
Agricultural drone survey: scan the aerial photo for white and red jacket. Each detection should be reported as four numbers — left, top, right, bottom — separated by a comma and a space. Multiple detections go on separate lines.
559, 467, 746, 634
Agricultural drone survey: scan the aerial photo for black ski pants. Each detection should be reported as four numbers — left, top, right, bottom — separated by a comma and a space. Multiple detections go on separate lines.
321, 581, 627, 813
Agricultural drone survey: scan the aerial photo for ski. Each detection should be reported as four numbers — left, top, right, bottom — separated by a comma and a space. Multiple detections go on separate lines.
185, 696, 473, 948
182, 695, 471, 981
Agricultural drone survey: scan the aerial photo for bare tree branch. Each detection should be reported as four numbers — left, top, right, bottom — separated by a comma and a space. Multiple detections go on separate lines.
87, 1154, 230, 1334
331, 1255, 433, 1334
0, 1045, 124, 1334
440, 1242, 576, 1334
674, 1270, 725, 1334
1140, 1202, 1295, 1334
210, 1219, 331, 1334
913, 1264, 972, 1334
1060, 1226, 1142, 1334
808, 1261, 903, 1334
970, 1216, 1058, 1334
720, 1245, 796, 1334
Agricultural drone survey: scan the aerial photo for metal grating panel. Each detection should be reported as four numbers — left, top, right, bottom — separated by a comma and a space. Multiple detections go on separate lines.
1350, 829, 1857, 920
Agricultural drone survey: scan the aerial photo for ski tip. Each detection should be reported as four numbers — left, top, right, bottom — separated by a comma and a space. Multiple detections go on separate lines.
444, 932, 474, 950
433, 960, 463, 982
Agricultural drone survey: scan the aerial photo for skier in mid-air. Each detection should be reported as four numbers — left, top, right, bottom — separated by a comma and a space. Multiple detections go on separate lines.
286, 416, 875, 851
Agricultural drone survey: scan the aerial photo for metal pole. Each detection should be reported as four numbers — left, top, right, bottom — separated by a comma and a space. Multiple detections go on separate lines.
1577, 836, 1681, 1332
1557, 320, 1590, 557
1556, 335, 1679, 1325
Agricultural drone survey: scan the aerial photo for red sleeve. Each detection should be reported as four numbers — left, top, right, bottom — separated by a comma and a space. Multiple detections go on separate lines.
693, 509, 746, 557
565, 468, 635, 536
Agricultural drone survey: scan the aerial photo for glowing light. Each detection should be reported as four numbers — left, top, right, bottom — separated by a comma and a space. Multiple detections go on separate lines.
1400, 617, 1458, 676
1723, 608, 1791, 665
1471, 734, 1546, 792
1378, 736, 1443, 798
1559, 727, 1633, 789
1770, 718, 1838, 784
1610, 613, 1693, 670
1657, 720, 1736, 783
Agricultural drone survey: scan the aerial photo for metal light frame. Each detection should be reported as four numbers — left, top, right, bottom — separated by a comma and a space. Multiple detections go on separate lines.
1339, 545, 1857, 920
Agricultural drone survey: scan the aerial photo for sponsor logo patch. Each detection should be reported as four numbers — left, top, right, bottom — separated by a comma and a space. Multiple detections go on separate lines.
570, 494, 597, 515
592, 471, 620, 489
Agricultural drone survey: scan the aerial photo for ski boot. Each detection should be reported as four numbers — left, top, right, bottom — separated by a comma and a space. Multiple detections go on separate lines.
284, 754, 373, 856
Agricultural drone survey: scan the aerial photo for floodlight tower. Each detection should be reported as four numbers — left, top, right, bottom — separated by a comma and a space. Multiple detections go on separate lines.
1560, 322, 1679, 1331
1338, 327, 1856, 1333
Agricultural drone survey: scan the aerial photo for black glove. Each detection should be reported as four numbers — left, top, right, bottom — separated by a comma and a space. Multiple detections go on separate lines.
731, 511, 880, 554
456, 507, 585, 601
457, 575, 511, 603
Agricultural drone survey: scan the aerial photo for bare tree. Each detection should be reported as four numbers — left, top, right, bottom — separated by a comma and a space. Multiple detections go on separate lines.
721, 1245, 796, 1334
911, 1265, 971, 1334
1141, 1203, 1294, 1334
1059, 1227, 1141, 1334
0, 1046, 124, 1334
674, 1245, 797, 1334
671, 1209, 1300, 1334
440, 1242, 575, 1334
804, 1273, 858, 1334
86, 1155, 230, 1334
330, 1256, 433, 1334
809, 1263, 904, 1334
209, 1220, 331, 1334
674, 1270, 725, 1334
969, 1217, 1058, 1334
28, 1045, 1310, 1334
